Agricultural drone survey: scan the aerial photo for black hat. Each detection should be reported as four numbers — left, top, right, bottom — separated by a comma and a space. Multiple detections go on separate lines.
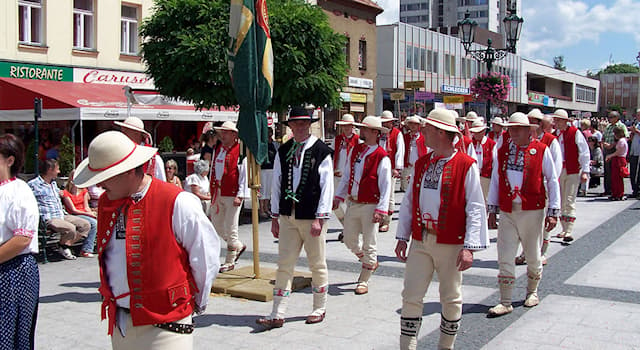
282, 106, 319, 125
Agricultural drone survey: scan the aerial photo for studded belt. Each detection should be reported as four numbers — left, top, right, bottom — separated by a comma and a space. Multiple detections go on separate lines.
154, 322, 195, 334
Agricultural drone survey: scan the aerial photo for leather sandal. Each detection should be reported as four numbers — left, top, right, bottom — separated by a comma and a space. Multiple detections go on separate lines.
234, 245, 247, 262
379, 224, 389, 232
305, 312, 325, 324
256, 317, 284, 329
515, 254, 526, 265
219, 263, 235, 273
355, 282, 369, 295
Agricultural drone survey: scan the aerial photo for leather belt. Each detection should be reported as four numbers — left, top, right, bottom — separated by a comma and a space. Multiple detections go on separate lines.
154, 322, 195, 334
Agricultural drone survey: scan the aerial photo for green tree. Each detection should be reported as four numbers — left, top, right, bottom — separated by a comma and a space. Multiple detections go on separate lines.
58, 135, 75, 177
600, 63, 640, 74
158, 136, 175, 153
553, 55, 566, 71
140, 0, 347, 113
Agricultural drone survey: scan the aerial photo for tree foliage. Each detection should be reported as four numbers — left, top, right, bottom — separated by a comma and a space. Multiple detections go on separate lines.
553, 55, 566, 71
600, 63, 640, 74
140, 0, 348, 112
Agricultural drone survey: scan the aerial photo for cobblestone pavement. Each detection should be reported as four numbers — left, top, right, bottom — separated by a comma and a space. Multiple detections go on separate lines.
35, 184, 640, 349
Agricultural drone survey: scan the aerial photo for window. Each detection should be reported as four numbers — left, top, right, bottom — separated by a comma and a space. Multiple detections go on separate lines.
344, 37, 350, 69
420, 48, 426, 71
407, 3, 420, 11
74, 0, 95, 49
406, 46, 413, 69
18, 0, 43, 45
358, 40, 367, 70
576, 85, 597, 103
121, 5, 139, 55
413, 47, 420, 71
444, 54, 455, 76
432, 52, 439, 73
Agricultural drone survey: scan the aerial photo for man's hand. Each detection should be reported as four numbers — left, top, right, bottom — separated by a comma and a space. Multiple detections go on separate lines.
488, 213, 498, 230
271, 218, 279, 238
334, 171, 342, 177
395, 240, 408, 262
233, 197, 243, 207
372, 212, 383, 223
580, 172, 589, 184
456, 249, 473, 271
332, 198, 341, 211
545, 216, 557, 232
603, 142, 612, 149
310, 218, 324, 237
392, 169, 401, 178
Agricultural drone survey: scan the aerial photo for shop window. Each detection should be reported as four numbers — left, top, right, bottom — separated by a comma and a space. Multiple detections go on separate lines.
121, 5, 139, 55
19, 0, 43, 45
73, 0, 95, 50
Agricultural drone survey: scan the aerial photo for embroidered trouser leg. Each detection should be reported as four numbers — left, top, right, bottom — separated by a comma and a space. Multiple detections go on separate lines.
401, 235, 463, 349
559, 170, 580, 235
343, 202, 378, 268
275, 214, 328, 291
382, 185, 396, 226
211, 195, 243, 251
401, 166, 413, 191
333, 176, 346, 225
111, 314, 193, 350
497, 205, 544, 304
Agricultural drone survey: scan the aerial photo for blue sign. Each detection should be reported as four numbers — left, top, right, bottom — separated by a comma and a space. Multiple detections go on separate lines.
441, 84, 470, 95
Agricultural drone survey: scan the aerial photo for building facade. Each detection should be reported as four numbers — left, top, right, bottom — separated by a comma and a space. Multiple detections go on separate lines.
598, 73, 640, 117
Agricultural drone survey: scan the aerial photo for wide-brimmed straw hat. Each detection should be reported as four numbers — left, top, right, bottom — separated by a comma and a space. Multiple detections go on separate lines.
114, 117, 151, 139
380, 110, 398, 122
73, 131, 158, 188
214, 121, 239, 133
527, 108, 545, 120
469, 119, 489, 133
335, 114, 356, 125
354, 116, 389, 133
405, 115, 423, 125
491, 116, 506, 126
465, 111, 479, 122
551, 109, 570, 120
282, 106, 318, 125
424, 108, 460, 133
506, 112, 538, 127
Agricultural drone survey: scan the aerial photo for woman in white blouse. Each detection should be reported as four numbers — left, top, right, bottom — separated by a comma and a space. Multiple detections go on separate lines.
184, 159, 212, 213
0, 134, 40, 350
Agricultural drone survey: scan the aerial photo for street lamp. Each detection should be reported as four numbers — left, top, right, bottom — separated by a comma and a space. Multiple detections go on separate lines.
458, 8, 523, 118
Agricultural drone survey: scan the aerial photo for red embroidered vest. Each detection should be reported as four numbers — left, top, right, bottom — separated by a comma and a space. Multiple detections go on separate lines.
410, 151, 475, 244
385, 128, 401, 169
497, 140, 547, 213
540, 132, 556, 147
210, 142, 241, 197
96, 179, 196, 335
562, 126, 580, 174
475, 137, 496, 178
333, 133, 360, 169
403, 132, 428, 167
348, 144, 388, 204
455, 135, 473, 155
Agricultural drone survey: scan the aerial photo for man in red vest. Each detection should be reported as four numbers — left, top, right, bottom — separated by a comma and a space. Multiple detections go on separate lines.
395, 108, 489, 350
73, 131, 220, 349
115, 116, 166, 181
379, 110, 405, 232
210, 121, 248, 273
487, 112, 560, 317
401, 116, 428, 191
551, 109, 590, 243
453, 111, 478, 161
469, 118, 496, 201
257, 107, 333, 329
333, 114, 360, 227
488, 116, 506, 146
333, 116, 392, 295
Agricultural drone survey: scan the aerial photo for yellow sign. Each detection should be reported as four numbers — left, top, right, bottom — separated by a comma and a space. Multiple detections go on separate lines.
350, 93, 367, 103
390, 92, 405, 101
443, 96, 465, 104
404, 80, 425, 89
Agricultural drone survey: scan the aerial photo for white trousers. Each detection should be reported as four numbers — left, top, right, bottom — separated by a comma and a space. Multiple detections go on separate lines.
211, 194, 243, 250
559, 169, 580, 234
111, 315, 192, 350
343, 202, 378, 267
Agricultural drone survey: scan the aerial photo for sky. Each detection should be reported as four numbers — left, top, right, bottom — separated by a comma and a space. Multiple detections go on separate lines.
375, 0, 640, 75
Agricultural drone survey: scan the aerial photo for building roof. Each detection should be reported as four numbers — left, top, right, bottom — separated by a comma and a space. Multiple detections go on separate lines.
324, 0, 384, 15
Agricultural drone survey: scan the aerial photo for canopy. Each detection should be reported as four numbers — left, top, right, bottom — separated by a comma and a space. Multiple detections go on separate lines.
0, 77, 238, 122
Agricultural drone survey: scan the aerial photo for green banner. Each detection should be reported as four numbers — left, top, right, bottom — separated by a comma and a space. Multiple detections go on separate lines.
0, 61, 73, 81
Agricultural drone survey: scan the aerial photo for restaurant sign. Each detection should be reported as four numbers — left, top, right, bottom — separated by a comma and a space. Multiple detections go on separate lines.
0, 61, 72, 81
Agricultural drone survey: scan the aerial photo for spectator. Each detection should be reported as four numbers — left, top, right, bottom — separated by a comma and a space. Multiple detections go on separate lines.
588, 136, 604, 189
580, 119, 592, 139
605, 126, 629, 200
184, 160, 211, 213
0, 134, 40, 350
28, 159, 90, 260
628, 109, 640, 198
165, 159, 182, 188
87, 184, 104, 210
200, 130, 217, 161
602, 111, 629, 196
61, 170, 98, 258
589, 119, 603, 142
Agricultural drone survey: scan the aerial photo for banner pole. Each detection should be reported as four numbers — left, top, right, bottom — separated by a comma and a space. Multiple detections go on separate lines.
247, 150, 261, 279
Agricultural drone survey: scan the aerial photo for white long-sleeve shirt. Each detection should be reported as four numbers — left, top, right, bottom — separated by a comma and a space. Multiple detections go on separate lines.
395, 151, 489, 251
487, 141, 561, 213
379, 130, 405, 170
106, 180, 220, 314
153, 154, 166, 181
454, 135, 478, 162
557, 129, 591, 174
535, 132, 563, 177
213, 146, 249, 199
333, 134, 360, 175
335, 144, 392, 213
271, 135, 334, 218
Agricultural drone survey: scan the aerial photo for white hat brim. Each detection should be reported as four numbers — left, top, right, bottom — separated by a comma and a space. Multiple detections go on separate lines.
335, 121, 355, 125
424, 118, 460, 133
381, 117, 398, 122
551, 114, 570, 120
469, 126, 488, 133
353, 122, 389, 133
214, 126, 239, 132
114, 120, 152, 138
73, 146, 158, 188
506, 122, 538, 128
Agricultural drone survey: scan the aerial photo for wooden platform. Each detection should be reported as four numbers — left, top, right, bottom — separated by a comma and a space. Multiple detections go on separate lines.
212, 266, 312, 302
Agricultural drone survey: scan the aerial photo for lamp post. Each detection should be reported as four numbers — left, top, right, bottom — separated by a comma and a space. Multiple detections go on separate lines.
458, 8, 523, 119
